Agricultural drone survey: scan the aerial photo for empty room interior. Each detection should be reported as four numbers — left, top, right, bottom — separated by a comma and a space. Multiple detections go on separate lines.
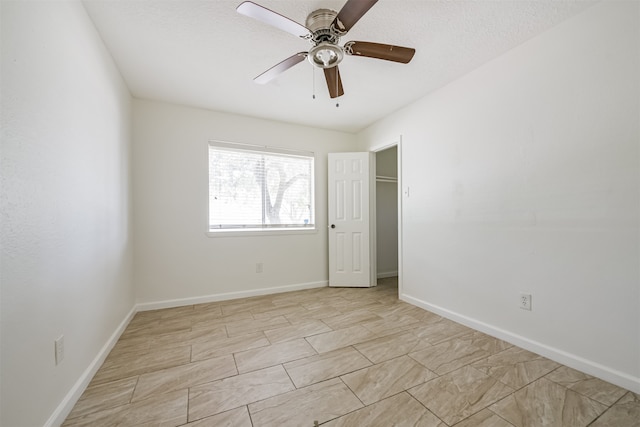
1, 0, 639, 426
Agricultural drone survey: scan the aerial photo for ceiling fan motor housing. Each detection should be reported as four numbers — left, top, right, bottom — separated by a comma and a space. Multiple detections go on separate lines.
305, 9, 343, 69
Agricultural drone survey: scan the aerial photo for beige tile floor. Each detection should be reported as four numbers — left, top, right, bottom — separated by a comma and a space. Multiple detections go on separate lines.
64, 278, 639, 426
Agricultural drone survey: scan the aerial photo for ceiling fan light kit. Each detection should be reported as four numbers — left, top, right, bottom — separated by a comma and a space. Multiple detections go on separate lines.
236, 0, 416, 99
308, 43, 344, 68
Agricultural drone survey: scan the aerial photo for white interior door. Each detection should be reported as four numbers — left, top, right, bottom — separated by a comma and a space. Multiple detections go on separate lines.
328, 152, 375, 287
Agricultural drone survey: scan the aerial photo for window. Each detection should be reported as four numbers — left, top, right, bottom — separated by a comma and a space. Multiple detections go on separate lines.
208, 141, 315, 232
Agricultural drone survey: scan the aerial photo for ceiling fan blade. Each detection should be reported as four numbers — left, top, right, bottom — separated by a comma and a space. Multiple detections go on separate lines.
332, 0, 378, 34
324, 66, 344, 99
344, 41, 415, 63
237, 1, 311, 39
254, 53, 308, 84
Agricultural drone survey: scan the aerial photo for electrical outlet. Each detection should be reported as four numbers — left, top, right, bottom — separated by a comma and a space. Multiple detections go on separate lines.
55, 335, 64, 365
256, 262, 263, 273
520, 293, 532, 311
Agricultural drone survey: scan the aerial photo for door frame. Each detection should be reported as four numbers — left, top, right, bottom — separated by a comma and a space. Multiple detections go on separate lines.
371, 137, 403, 298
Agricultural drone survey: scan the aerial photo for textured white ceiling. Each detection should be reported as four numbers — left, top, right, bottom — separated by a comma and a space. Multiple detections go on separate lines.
82, 0, 595, 133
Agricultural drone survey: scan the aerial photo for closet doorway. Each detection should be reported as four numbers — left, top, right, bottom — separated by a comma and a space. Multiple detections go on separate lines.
374, 144, 401, 295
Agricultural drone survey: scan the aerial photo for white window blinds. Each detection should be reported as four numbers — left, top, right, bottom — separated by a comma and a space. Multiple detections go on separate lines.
208, 142, 315, 231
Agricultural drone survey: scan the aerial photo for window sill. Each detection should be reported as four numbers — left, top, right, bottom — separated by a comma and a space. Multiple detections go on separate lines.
206, 228, 318, 238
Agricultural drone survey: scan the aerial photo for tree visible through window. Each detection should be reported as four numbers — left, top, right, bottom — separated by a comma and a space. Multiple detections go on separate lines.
208, 142, 315, 231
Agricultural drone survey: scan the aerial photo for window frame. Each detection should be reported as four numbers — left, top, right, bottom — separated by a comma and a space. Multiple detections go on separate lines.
206, 140, 316, 237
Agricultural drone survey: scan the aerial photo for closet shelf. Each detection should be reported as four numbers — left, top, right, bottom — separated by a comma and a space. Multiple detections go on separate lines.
376, 175, 397, 183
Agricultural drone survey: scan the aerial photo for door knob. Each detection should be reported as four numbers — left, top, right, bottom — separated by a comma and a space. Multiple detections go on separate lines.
331, 224, 336, 229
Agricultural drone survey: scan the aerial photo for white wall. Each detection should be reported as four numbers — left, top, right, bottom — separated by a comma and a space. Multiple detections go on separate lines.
376, 147, 398, 277
0, 1, 134, 426
133, 100, 358, 306
358, 1, 639, 392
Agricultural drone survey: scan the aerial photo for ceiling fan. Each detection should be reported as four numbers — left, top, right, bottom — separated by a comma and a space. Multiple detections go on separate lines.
236, 0, 416, 99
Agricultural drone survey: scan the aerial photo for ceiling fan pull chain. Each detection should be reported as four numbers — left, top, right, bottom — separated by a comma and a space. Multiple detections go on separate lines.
312, 67, 316, 99
336, 68, 339, 107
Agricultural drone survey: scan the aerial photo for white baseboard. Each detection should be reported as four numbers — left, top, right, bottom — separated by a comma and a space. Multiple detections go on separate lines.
136, 280, 328, 311
45, 279, 329, 426
44, 305, 137, 427
401, 293, 640, 394
377, 270, 398, 279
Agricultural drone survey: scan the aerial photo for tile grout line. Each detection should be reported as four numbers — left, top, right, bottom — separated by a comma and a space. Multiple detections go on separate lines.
338, 376, 367, 410
350, 344, 377, 365
488, 406, 517, 427
185, 386, 191, 424
247, 405, 255, 427
404, 391, 449, 427
281, 362, 299, 389
584, 389, 630, 427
